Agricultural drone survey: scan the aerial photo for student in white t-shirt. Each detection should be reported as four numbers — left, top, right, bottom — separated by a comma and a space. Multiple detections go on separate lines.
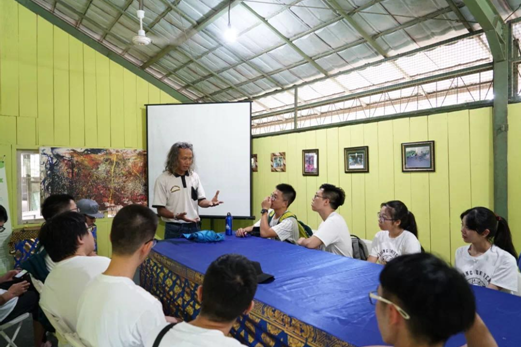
77, 205, 178, 347
368, 201, 421, 265
39, 211, 110, 331
297, 184, 353, 257
365, 253, 497, 347
455, 207, 519, 294
146, 254, 258, 347
236, 184, 300, 243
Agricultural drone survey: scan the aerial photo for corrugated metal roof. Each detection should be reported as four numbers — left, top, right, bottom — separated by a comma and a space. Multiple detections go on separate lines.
24, 0, 520, 112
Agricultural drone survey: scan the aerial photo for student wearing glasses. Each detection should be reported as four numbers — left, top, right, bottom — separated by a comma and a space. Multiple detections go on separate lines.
77, 205, 178, 347
455, 207, 518, 294
368, 201, 421, 265
367, 253, 497, 347
297, 184, 353, 257
236, 184, 300, 244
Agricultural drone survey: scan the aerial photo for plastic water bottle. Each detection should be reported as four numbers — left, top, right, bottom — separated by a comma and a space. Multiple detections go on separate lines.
225, 212, 233, 236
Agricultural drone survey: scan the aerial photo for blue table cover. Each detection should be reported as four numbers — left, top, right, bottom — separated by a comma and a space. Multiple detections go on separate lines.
141, 235, 521, 347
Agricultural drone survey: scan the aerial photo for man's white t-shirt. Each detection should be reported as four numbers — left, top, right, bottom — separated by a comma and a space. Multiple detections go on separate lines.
455, 245, 518, 293
77, 274, 167, 347
369, 230, 421, 263
40, 256, 110, 331
145, 322, 246, 347
313, 212, 353, 257
152, 171, 206, 223
253, 210, 299, 243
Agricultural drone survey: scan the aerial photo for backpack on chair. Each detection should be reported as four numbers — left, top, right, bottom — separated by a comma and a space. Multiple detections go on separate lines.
268, 210, 313, 239
351, 235, 369, 260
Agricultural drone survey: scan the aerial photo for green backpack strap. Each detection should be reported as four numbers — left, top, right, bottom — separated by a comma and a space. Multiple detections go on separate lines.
278, 211, 310, 239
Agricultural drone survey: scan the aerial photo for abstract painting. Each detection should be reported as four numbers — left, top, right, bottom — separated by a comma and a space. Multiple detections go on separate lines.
40, 147, 147, 213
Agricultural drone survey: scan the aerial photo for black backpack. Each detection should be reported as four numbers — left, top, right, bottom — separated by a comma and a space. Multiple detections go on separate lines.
351, 235, 369, 260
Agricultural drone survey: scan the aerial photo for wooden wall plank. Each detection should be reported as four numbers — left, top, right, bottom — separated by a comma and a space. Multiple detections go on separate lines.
18, 7, 37, 119
37, 17, 54, 145
448, 110, 472, 263
95, 55, 111, 147
123, 70, 137, 148
0, 0, 19, 117
428, 113, 451, 261
83, 46, 98, 147
109, 61, 125, 148
69, 38, 85, 147
409, 116, 431, 251
53, 28, 70, 146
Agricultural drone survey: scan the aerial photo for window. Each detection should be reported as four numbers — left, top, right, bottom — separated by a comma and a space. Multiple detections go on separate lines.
17, 150, 42, 224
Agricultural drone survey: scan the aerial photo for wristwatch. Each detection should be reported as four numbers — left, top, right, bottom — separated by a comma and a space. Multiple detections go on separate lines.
260, 209, 269, 215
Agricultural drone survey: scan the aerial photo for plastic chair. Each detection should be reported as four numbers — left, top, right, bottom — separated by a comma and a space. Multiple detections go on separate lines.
0, 312, 30, 347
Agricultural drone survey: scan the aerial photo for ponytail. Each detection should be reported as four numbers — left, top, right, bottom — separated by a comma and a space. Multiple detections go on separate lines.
461, 207, 518, 259
495, 217, 518, 259
381, 201, 419, 239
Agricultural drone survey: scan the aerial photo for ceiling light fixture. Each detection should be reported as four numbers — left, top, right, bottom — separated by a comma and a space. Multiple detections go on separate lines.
224, 0, 237, 43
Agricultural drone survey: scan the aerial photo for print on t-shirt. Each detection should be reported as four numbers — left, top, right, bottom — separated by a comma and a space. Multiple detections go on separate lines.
463, 268, 492, 287
376, 248, 400, 263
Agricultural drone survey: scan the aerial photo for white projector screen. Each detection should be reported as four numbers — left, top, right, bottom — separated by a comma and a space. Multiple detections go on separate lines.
147, 102, 252, 219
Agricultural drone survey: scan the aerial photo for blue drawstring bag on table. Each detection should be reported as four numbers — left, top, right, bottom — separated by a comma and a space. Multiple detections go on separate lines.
183, 230, 225, 243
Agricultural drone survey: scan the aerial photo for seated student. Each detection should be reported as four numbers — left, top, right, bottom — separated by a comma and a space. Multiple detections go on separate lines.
297, 184, 353, 257
367, 253, 497, 347
77, 205, 177, 347
236, 184, 300, 243
455, 207, 518, 294
39, 211, 110, 331
22, 194, 78, 280
0, 205, 44, 347
77, 198, 104, 252
368, 201, 421, 265
146, 254, 257, 347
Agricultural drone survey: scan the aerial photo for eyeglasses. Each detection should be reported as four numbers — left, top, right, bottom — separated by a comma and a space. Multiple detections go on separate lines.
145, 238, 158, 248
0, 226, 5, 233
313, 194, 324, 200
376, 212, 394, 221
369, 290, 410, 320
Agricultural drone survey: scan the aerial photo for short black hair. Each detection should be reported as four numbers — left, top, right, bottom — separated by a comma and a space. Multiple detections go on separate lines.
320, 184, 345, 210
200, 254, 258, 322
39, 211, 89, 262
276, 184, 296, 207
110, 205, 158, 256
380, 253, 476, 345
41, 194, 75, 221
0, 205, 7, 223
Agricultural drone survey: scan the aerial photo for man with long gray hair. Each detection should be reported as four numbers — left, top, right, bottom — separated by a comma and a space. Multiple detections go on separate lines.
153, 142, 223, 239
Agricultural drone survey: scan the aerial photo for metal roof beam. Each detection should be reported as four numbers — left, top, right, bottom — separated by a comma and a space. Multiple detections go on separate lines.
463, 0, 506, 61
100, 0, 133, 41
141, 0, 240, 70
200, 5, 466, 100
444, 0, 474, 32
241, 2, 329, 77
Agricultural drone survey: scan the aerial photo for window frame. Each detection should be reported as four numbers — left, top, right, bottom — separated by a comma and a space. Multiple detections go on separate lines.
16, 149, 43, 225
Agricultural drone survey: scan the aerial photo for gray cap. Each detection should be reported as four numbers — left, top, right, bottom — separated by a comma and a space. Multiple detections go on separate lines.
77, 199, 104, 218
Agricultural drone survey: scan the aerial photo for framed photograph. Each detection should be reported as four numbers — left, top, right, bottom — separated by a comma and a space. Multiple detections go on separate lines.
402, 141, 435, 172
302, 149, 319, 176
251, 154, 258, 172
271, 152, 286, 172
344, 146, 369, 173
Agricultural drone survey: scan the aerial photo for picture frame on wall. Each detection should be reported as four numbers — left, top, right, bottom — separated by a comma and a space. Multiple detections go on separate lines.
302, 149, 319, 176
401, 141, 435, 172
251, 154, 258, 172
344, 146, 369, 173
271, 152, 286, 172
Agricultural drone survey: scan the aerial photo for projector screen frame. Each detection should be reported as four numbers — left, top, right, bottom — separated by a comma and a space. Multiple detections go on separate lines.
145, 101, 254, 220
